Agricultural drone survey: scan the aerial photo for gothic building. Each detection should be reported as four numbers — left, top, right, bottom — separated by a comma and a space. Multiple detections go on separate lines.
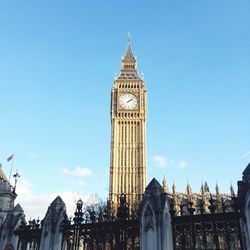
1, 36, 250, 249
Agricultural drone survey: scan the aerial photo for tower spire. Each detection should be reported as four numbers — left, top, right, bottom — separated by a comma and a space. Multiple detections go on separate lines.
186, 180, 192, 196
200, 180, 205, 196
172, 182, 176, 195
215, 182, 220, 198
121, 33, 137, 71
128, 32, 131, 47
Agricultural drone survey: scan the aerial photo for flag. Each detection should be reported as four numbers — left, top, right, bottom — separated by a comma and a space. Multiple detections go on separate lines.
7, 154, 14, 162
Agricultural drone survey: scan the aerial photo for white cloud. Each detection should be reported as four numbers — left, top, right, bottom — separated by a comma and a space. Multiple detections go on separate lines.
152, 155, 188, 169
62, 167, 93, 177
153, 156, 168, 168
177, 160, 188, 169
242, 151, 250, 158
15, 179, 90, 219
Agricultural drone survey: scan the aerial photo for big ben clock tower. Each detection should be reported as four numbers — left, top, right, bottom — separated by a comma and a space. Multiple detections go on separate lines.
109, 34, 147, 210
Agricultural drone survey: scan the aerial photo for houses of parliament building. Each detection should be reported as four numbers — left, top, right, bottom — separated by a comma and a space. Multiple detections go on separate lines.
0, 35, 250, 250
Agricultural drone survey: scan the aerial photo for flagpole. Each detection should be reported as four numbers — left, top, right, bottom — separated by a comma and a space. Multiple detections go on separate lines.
8, 157, 14, 183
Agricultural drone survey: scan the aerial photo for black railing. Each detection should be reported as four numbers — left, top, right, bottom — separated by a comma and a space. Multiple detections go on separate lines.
62, 194, 140, 250
15, 192, 246, 250
169, 194, 245, 250
15, 218, 42, 250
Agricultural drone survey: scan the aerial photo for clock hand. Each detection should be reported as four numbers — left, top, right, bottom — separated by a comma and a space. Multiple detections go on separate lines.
127, 98, 134, 103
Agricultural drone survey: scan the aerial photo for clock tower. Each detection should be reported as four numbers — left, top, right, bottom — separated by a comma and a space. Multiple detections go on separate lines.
109, 34, 147, 210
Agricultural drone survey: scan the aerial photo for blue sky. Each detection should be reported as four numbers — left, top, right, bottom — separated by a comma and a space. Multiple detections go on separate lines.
0, 0, 249, 218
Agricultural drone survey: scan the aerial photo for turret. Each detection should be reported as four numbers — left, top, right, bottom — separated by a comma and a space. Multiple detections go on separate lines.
204, 181, 210, 192
172, 182, 176, 196
215, 182, 220, 199
186, 181, 192, 197
162, 176, 169, 192
200, 181, 205, 197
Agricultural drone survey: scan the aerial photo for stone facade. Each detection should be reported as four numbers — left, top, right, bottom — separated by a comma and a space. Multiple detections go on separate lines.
140, 178, 173, 250
40, 196, 67, 250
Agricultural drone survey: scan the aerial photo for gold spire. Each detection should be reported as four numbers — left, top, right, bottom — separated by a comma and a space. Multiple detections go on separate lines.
121, 33, 137, 71
200, 181, 206, 198
172, 182, 176, 195
186, 181, 192, 196
123, 32, 135, 61
204, 181, 210, 192
162, 176, 169, 192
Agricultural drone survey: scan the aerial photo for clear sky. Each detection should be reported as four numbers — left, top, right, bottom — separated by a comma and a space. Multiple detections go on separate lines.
0, 0, 249, 218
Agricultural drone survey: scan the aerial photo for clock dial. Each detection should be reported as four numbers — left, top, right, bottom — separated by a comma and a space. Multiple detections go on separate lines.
119, 93, 138, 110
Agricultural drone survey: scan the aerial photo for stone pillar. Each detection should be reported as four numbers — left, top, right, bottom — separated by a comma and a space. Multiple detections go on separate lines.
39, 196, 67, 250
140, 178, 173, 250
0, 204, 25, 249
238, 163, 250, 249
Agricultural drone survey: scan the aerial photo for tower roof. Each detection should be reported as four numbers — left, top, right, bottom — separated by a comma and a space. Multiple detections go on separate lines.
116, 33, 143, 81
122, 32, 136, 61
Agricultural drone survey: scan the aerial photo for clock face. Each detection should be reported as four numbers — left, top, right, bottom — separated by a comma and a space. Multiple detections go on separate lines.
119, 93, 138, 110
